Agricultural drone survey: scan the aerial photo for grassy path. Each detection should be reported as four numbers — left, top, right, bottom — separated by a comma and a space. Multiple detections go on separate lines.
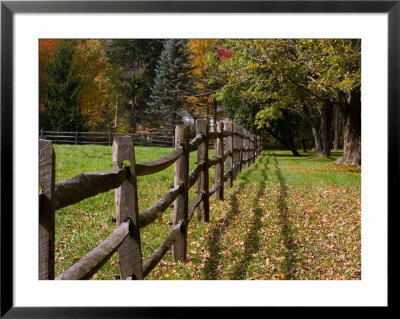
53, 145, 361, 280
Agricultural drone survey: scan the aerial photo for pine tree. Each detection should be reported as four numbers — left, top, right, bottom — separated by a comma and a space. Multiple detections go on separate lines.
148, 39, 194, 126
43, 40, 85, 131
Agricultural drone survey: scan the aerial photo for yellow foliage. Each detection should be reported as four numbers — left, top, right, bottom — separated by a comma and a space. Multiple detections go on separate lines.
188, 39, 216, 76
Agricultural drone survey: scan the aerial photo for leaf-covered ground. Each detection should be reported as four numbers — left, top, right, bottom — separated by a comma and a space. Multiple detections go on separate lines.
53, 145, 360, 280
147, 151, 361, 280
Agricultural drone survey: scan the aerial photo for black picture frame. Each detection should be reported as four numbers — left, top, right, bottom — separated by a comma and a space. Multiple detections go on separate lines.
1, 1, 394, 317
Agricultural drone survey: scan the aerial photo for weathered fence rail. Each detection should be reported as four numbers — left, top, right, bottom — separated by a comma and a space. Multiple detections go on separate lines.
39, 130, 174, 147
39, 119, 262, 280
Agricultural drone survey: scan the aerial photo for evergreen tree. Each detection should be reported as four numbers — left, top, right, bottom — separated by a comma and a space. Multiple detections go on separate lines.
149, 39, 194, 126
43, 40, 85, 131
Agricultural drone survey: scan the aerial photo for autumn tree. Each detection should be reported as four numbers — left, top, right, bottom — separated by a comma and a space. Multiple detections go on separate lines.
313, 39, 361, 164
39, 39, 59, 128
74, 39, 113, 130
212, 39, 361, 164
187, 39, 227, 127
216, 71, 303, 156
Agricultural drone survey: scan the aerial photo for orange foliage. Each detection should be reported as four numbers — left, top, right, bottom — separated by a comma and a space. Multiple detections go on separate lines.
39, 39, 59, 111
187, 39, 217, 117
74, 40, 111, 129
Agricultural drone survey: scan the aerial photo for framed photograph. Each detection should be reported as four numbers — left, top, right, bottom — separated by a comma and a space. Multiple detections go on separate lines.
1, 0, 394, 316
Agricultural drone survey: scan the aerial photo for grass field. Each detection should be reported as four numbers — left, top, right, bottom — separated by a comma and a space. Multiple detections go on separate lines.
53, 144, 361, 280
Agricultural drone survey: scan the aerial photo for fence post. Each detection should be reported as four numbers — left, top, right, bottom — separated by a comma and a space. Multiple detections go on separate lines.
254, 135, 256, 161
254, 135, 258, 159
75, 131, 78, 145
232, 122, 239, 180
196, 119, 210, 222
108, 131, 111, 146
255, 135, 258, 160
224, 120, 233, 188
113, 136, 143, 280
39, 139, 55, 280
249, 132, 252, 166
215, 121, 224, 200
245, 131, 250, 168
250, 133, 254, 164
249, 134, 252, 164
252, 135, 256, 160
241, 129, 246, 169
245, 131, 248, 162
172, 125, 189, 261
238, 127, 243, 172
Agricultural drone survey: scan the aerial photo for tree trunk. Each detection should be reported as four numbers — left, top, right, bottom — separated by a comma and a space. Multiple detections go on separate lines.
114, 101, 118, 129
131, 100, 136, 132
336, 90, 361, 165
213, 100, 217, 132
265, 128, 300, 156
131, 59, 137, 132
311, 126, 324, 156
106, 103, 110, 130
287, 127, 300, 156
320, 104, 333, 157
301, 103, 325, 156
287, 139, 300, 156
301, 136, 307, 152
333, 105, 342, 150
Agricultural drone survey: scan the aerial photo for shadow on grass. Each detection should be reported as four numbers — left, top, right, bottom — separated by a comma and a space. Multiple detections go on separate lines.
269, 152, 314, 158
202, 153, 269, 280
272, 153, 298, 280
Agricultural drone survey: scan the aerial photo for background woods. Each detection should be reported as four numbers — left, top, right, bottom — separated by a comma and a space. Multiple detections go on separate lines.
39, 38, 361, 163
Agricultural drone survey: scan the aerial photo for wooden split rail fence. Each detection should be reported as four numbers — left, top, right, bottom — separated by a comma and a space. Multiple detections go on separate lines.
39, 130, 174, 147
39, 119, 262, 280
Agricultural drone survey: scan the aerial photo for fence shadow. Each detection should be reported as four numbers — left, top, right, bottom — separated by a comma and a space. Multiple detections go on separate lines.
203, 153, 269, 280
229, 155, 269, 279
272, 153, 297, 280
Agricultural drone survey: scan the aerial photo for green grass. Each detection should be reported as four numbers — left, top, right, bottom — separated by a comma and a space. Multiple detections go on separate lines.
53, 144, 214, 279
53, 145, 361, 280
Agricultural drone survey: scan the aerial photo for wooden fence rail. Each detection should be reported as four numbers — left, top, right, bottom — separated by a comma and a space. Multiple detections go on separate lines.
39, 130, 174, 147
39, 119, 263, 280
